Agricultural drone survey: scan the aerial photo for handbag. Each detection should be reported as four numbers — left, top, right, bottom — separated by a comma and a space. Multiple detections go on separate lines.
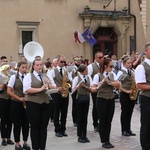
78, 94, 89, 103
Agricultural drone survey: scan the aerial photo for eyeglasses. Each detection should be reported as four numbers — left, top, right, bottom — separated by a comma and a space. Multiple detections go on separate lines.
60, 61, 66, 63
98, 56, 104, 59
2, 61, 8, 62
108, 65, 114, 68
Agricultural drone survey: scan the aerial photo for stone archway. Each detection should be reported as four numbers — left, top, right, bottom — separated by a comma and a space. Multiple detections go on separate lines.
79, 9, 132, 61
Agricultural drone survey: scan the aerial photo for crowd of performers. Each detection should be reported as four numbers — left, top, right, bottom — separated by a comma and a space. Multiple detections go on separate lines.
0, 42, 150, 150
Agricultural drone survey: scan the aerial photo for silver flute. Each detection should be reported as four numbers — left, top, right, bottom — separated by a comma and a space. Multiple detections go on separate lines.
71, 76, 87, 95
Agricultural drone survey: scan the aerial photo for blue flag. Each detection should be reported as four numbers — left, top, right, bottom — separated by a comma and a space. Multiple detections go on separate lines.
82, 29, 97, 46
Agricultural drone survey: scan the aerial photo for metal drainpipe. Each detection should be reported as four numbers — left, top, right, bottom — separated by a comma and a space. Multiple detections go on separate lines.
128, 0, 137, 51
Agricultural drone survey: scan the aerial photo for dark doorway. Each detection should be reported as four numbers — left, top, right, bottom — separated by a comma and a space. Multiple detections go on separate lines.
93, 27, 117, 59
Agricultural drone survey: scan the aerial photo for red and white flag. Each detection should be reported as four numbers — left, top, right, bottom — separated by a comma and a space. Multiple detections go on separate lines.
74, 30, 85, 44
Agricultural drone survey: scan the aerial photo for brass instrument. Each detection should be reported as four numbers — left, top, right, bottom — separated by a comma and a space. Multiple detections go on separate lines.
23, 41, 44, 63
0, 64, 10, 84
23, 41, 44, 73
129, 74, 139, 100
61, 68, 71, 98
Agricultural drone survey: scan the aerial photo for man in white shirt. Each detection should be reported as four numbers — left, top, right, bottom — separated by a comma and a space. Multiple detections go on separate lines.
87, 51, 104, 132
135, 42, 150, 150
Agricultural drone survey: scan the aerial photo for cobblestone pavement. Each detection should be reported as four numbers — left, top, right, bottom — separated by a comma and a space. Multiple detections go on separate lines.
0, 98, 141, 150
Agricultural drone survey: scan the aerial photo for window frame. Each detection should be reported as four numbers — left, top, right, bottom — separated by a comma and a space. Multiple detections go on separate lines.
16, 21, 40, 54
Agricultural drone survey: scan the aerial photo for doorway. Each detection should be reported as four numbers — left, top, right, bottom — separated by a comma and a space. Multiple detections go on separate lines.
93, 27, 117, 59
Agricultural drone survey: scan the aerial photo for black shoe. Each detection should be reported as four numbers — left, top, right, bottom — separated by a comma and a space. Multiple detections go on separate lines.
102, 142, 113, 149
94, 126, 99, 132
84, 137, 90, 143
7, 139, 14, 145
1, 140, 7, 146
108, 142, 114, 148
122, 131, 130, 136
55, 132, 63, 137
127, 130, 136, 136
15, 145, 23, 150
62, 132, 68, 137
23, 144, 31, 150
73, 123, 77, 127
78, 137, 86, 143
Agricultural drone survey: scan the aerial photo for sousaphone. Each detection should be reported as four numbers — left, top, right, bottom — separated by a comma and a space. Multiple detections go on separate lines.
23, 41, 44, 62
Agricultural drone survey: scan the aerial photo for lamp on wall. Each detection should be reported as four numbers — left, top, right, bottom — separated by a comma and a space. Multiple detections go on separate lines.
122, 7, 128, 14
84, 5, 90, 12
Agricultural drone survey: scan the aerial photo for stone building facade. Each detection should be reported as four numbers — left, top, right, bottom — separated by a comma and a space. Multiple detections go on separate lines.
0, 0, 148, 62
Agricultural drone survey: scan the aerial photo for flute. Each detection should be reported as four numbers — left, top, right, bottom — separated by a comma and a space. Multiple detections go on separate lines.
96, 73, 110, 90
71, 76, 87, 95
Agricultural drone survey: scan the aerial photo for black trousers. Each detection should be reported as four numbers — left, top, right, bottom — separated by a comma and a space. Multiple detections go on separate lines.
91, 92, 99, 127
120, 92, 135, 132
11, 101, 29, 142
96, 97, 115, 143
0, 98, 12, 139
140, 95, 150, 150
71, 90, 77, 124
50, 94, 54, 121
26, 101, 51, 150
53, 93, 69, 133
77, 97, 89, 137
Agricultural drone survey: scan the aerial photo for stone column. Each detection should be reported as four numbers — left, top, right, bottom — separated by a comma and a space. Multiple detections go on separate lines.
122, 20, 129, 55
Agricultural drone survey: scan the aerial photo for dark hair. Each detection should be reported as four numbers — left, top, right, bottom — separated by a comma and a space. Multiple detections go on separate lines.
83, 59, 90, 66
95, 51, 103, 58
45, 61, 52, 68
1, 56, 7, 60
122, 56, 131, 64
34, 56, 41, 60
77, 64, 87, 73
31, 59, 42, 73
17, 60, 27, 68
100, 57, 112, 73
16, 61, 27, 79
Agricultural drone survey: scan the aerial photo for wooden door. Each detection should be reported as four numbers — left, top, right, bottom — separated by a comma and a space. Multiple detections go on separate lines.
93, 27, 117, 59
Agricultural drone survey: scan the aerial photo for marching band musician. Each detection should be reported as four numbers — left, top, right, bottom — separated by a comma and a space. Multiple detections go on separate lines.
72, 64, 92, 143
47, 55, 70, 137
135, 42, 150, 150
117, 56, 136, 137
23, 58, 56, 150
70, 56, 81, 127
92, 58, 120, 149
87, 51, 104, 132
7, 61, 30, 150
0, 62, 14, 146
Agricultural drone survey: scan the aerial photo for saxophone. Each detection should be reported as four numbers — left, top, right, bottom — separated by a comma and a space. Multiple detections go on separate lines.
61, 68, 71, 98
129, 74, 139, 100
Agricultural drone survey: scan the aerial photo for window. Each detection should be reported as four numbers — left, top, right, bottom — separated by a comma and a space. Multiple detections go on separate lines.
22, 31, 33, 47
16, 21, 40, 54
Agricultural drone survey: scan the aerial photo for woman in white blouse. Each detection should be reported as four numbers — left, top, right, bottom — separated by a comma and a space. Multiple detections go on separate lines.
7, 61, 30, 150
92, 58, 120, 149
72, 64, 92, 143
